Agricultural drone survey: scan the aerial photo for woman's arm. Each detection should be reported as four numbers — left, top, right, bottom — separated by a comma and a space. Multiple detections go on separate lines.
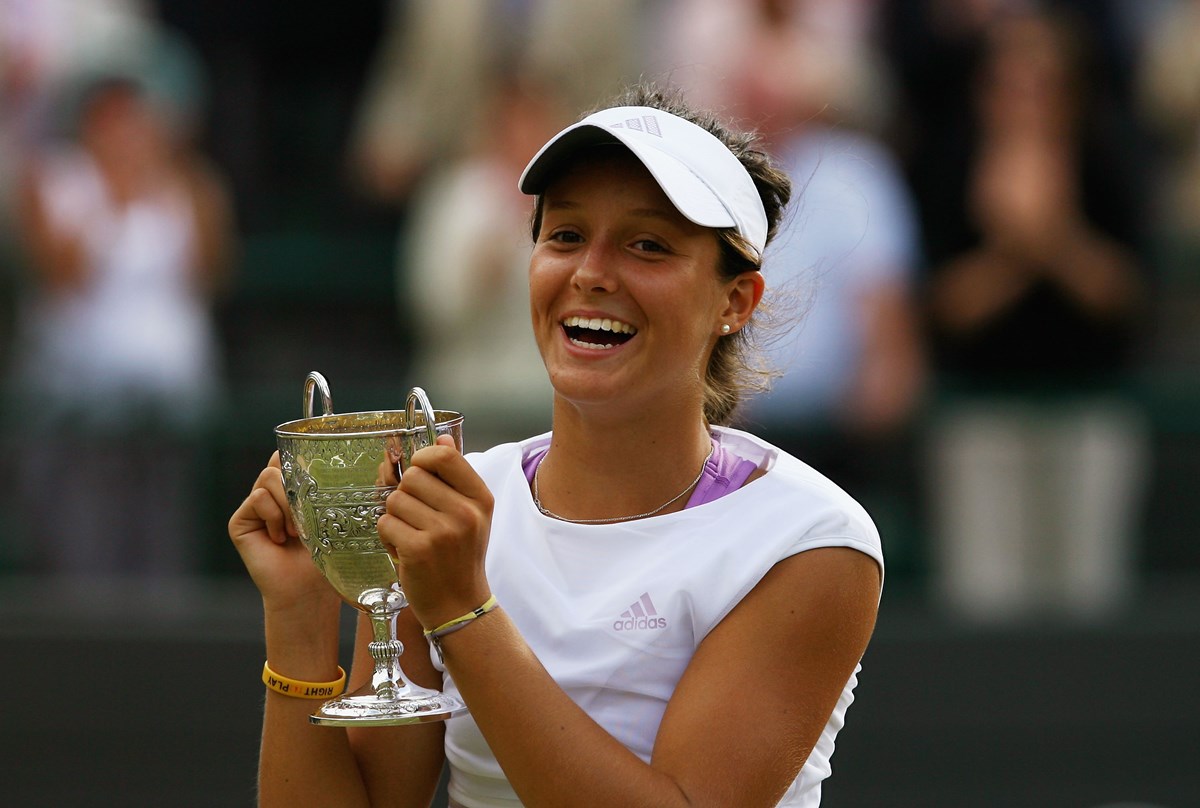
229, 453, 446, 807
345, 609, 448, 807
14, 165, 89, 292
846, 280, 926, 434
382, 442, 882, 808
258, 600, 369, 808
652, 547, 880, 805
182, 157, 237, 298
927, 249, 1036, 335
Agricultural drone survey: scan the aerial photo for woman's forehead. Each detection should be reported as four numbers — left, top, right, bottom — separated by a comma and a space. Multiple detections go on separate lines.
542, 148, 677, 210
545, 144, 645, 182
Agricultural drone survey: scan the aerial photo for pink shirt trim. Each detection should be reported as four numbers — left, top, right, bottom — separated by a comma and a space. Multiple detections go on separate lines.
522, 436, 758, 510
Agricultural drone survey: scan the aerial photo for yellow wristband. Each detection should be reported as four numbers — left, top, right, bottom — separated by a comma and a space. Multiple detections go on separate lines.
262, 662, 347, 700
424, 595, 499, 639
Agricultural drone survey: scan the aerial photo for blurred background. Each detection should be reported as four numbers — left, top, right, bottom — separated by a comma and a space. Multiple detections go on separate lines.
0, 0, 1197, 805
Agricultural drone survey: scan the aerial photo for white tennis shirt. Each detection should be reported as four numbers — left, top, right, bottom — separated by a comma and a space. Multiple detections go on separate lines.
440, 426, 884, 807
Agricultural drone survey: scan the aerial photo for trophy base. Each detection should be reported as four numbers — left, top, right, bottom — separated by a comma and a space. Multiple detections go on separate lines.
310, 683, 467, 727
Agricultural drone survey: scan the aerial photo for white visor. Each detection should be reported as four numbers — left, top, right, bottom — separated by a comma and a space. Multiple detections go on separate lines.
519, 106, 768, 256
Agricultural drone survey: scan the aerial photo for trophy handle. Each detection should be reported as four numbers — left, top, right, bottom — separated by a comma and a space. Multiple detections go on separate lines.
303, 371, 334, 418
405, 387, 439, 445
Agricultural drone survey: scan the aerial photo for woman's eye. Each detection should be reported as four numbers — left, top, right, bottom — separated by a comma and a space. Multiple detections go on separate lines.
549, 230, 583, 244
633, 239, 667, 253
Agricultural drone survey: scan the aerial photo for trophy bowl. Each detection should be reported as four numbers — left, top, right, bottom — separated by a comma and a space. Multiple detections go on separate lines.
274, 371, 467, 726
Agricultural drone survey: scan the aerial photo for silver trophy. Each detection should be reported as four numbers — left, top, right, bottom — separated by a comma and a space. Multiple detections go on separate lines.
274, 371, 467, 725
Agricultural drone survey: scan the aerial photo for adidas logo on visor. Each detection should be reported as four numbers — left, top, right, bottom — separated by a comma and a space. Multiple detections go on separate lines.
610, 115, 663, 138
613, 592, 668, 631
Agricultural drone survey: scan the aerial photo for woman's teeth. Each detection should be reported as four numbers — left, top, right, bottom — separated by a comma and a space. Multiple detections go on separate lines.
562, 315, 637, 350
563, 315, 637, 334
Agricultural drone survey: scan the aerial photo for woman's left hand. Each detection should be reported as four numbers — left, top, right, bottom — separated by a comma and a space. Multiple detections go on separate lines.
377, 434, 495, 631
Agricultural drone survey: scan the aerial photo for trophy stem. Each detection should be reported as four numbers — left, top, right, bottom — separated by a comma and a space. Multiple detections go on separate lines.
308, 597, 467, 726
368, 609, 407, 699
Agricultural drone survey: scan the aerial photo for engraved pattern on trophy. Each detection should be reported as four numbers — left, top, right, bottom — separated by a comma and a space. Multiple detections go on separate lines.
278, 450, 330, 566
277, 436, 398, 603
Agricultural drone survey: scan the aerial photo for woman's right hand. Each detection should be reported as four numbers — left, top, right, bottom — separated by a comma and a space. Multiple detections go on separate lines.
228, 451, 338, 613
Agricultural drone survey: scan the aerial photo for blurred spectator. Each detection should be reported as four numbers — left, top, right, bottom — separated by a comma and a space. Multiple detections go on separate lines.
1137, 0, 1200, 239
347, 0, 639, 205
648, 0, 895, 136
3, 36, 235, 578
882, 0, 1150, 265
923, 9, 1150, 623
0, 0, 160, 402
651, 0, 926, 532
0, 0, 156, 231
400, 72, 562, 450
1134, 0, 1200, 376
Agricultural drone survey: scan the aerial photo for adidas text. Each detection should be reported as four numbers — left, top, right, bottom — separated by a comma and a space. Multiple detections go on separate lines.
613, 616, 668, 631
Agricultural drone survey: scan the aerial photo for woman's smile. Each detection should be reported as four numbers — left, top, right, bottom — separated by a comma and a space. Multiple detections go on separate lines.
560, 314, 638, 350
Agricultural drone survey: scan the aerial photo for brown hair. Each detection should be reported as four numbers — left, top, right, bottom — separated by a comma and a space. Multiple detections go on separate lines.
529, 83, 793, 424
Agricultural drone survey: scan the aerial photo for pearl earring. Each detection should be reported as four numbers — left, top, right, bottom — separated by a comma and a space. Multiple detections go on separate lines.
720, 324, 732, 334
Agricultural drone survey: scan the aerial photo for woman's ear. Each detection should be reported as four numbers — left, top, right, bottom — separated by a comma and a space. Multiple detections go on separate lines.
719, 271, 765, 333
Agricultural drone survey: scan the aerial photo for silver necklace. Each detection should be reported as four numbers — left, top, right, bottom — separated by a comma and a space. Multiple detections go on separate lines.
532, 443, 714, 525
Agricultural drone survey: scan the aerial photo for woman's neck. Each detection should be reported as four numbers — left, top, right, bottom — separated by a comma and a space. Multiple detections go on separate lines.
534, 402, 714, 523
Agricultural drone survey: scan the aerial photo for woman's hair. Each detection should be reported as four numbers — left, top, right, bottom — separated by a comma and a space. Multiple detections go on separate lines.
530, 82, 793, 425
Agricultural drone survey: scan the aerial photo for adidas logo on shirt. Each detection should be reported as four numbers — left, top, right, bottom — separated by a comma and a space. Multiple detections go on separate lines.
613, 592, 667, 631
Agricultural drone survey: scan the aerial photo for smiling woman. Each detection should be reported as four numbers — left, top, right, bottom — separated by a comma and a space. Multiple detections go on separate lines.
526, 146, 737, 429
229, 82, 884, 808
526, 93, 790, 427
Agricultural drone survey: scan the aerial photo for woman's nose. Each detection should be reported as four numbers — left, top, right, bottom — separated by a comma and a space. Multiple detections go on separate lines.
571, 240, 620, 293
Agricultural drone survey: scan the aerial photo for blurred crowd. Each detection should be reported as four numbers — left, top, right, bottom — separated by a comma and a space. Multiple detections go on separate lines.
1, 0, 1197, 624
0, 0, 234, 584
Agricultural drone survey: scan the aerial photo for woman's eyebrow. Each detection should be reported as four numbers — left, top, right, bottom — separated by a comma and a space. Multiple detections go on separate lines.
543, 200, 681, 227
627, 207, 680, 224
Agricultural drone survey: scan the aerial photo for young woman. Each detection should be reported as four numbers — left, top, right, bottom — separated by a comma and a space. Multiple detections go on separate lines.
230, 85, 883, 808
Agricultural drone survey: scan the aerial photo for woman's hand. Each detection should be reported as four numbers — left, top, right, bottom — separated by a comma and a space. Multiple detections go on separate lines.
377, 435, 495, 631
227, 451, 338, 614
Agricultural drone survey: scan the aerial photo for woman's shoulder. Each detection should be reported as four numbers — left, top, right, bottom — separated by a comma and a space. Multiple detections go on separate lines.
714, 426, 882, 560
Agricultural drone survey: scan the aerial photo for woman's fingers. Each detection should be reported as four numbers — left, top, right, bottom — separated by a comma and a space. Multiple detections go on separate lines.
249, 487, 291, 545
265, 451, 298, 537
405, 437, 494, 505
384, 445, 493, 542
229, 453, 297, 546
377, 439, 490, 558
363, 435, 494, 625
